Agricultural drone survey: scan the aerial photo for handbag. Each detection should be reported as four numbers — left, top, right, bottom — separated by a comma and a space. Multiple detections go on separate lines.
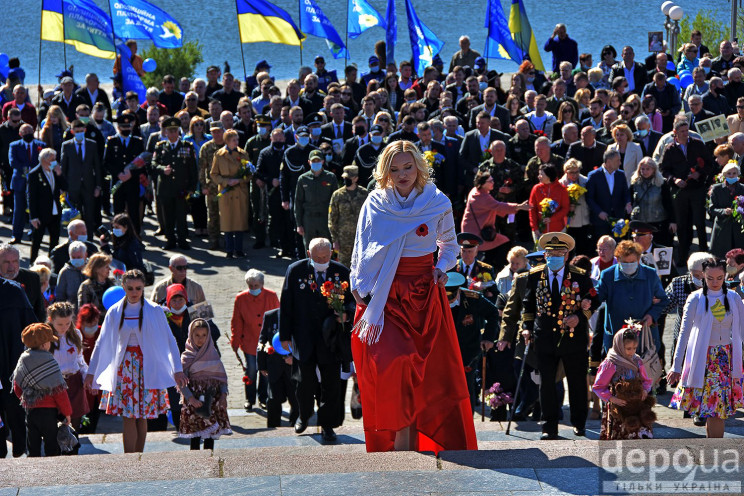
639, 323, 663, 386
194, 388, 215, 418
471, 206, 497, 242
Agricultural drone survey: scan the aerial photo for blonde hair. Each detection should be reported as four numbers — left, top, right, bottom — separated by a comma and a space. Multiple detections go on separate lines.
82, 252, 112, 279
43, 105, 68, 130
48, 302, 82, 352
374, 141, 430, 192
30, 264, 51, 285
507, 246, 528, 262
563, 158, 582, 173
223, 129, 239, 143
611, 123, 633, 142
630, 157, 664, 187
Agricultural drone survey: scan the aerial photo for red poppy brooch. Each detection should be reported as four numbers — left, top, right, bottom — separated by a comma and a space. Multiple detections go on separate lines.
416, 224, 429, 237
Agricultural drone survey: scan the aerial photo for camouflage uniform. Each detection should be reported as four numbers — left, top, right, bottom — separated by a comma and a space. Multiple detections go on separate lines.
199, 139, 223, 244
328, 185, 368, 268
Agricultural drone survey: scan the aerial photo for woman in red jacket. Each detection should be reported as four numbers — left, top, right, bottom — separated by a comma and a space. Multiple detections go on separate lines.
529, 163, 570, 243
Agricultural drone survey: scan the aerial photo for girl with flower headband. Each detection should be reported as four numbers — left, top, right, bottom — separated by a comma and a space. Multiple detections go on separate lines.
668, 259, 744, 438
592, 324, 654, 439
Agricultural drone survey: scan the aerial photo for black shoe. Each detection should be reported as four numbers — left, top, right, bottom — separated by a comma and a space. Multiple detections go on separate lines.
294, 418, 307, 434
226, 252, 234, 259
512, 412, 527, 421
178, 241, 191, 250
540, 432, 558, 440
164, 240, 177, 250
235, 251, 246, 257
244, 401, 252, 412
321, 428, 337, 443
693, 415, 707, 426
8, 237, 20, 244
253, 242, 265, 249
209, 240, 220, 250
573, 427, 586, 437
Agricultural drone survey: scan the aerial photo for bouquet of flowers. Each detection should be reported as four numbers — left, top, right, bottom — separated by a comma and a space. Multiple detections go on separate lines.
485, 382, 513, 410
533, 129, 547, 138
217, 159, 255, 198
610, 218, 629, 239
320, 280, 349, 314
468, 270, 494, 291
110, 152, 152, 196
566, 183, 587, 218
539, 197, 559, 230
423, 150, 445, 172
732, 195, 744, 233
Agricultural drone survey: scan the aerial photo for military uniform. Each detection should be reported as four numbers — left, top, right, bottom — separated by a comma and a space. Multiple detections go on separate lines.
328, 167, 368, 267
152, 118, 198, 248
256, 143, 286, 251
104, 115, 146, 233
521, 233, 599, 438
257, 308, 299, 428
294, 166, 338, 251
245, 130, 272, 248
198, 138, 223, 245
280, 134, 317, 257
454, 258, 497, 301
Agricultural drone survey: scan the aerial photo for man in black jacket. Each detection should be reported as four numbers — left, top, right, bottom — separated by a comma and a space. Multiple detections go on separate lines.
279, 238, 354, 443
702, 77, 730, 116
75, 73, 112, 120
256, 129, 288, 254
104, 114, 146, 233
609, 46, 648, 95
0, 244, 45, 321
257, 308, 299, 428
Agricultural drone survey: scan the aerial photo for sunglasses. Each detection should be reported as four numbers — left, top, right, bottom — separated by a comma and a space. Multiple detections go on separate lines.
173, 264, 189, 271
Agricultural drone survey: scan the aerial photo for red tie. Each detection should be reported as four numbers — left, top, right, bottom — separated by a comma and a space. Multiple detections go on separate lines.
27, 144, 32, 163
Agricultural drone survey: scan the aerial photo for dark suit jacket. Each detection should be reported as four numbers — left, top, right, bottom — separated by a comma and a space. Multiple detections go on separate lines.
14, 268, 46, 322
257, 308, 291, 382
320, 121, 353, 142
283, 97, 314, 118
8, 138, 45, 189
51, 240, 98, 273
75, 87, 112, 120
609, 62, 648, 95
565, 141, 607, 175
635, 130, 662, 157
460, 129, 510, 184
27, 166, 66, 224
340, 135, 366, 166
60, 138, 102, 194
659, 138, 713, 191
279, 259, 353, 364
103, 135, 146, 196
684, 110, 715, 129
467, 103, 510, 131
51, 92, 85, 122
585, 167, 631, 224
0, 278, 37, 390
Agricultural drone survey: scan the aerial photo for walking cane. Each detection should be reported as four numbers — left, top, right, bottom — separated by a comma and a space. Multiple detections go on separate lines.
506, 341, 530, 436
481, 350, 487, 422
224, 330, 246, 370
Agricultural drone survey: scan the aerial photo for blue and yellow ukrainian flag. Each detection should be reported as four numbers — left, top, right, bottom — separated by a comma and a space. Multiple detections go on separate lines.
41, 0, 116, 59
236, 0, 305, 46
508, 0, 544, 71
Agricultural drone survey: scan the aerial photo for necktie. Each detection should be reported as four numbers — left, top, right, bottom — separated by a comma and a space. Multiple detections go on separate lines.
551, 273, 560, 311
77, 142, 83, 161
27, 144, 32, 162
318, 271, 325, 284
335, 124, 340, 139
123, 138, 129, 148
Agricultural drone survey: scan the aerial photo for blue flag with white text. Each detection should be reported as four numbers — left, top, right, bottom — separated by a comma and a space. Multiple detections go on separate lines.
385, 0, 396, 64
404, 0, 444, 76
299, 0, 348, 59
109, 0, 183, 48
484, 0, 524, 63
347, 0, 385, 39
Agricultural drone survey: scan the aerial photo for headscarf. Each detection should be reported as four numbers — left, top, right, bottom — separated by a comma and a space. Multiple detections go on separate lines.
606, 329, 640, 374
180, 319, 227, 383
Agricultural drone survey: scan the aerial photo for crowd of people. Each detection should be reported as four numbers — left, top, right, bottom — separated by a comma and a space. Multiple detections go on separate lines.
2, 22, 744, 457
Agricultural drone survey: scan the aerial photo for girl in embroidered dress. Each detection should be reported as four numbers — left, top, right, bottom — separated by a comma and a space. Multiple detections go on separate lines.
350, 140, 478, 453
84, 269, 187, 453
593, 327, 654, 439
178, 319, 231, 450
668, 259, 744, 438
48, 302, 89, 434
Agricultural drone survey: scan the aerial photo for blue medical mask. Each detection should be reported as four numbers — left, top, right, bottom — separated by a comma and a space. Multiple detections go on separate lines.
620, 262, 639, 275
297, 136, 310, 147
70, 258, 86, 268
545, 256, 565, 271
248, 288, 262, 296
691, 275, 703, 287
113, 228, 125, 238
370, 65, 380, 73
479, 82, 488, 91
371, 135, 383, 145
258, 127, 269, 137
73, 132, 85, 142
310, 160, 323, 172
703, 66, 711, 74
49, 160, 58, 169
76, 234, 87, 242
527, 76, 536, 83
311, 127, 322, 137
635, 129, 649, 138
325, 153, 333, 162
725, 177, 739, 185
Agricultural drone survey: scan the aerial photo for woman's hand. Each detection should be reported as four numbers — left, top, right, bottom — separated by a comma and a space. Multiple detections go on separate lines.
432, 268, 448, 288
174, 372, 188, 389
668, 223, 677, 233
64, 416, 71, 425
666, 370, 681, 386
581, 299, 591, 311
496, 340, 511, 351
609, 396, 627, 406
187, 396, 203, 408
352, 289, 366, 306
227, 178, 240, 187
83, 374, 95, 392
518, 201, 531, 211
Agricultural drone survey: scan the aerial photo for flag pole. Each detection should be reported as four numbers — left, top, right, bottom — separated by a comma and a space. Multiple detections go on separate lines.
298, 0, 303, 65
62, 0, 68, 68
38, 3, 43, 108
234, 0, 247, 83
344, 0, 349, 66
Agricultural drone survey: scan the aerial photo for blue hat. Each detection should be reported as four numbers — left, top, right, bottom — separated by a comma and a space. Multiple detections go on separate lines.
444, 272, 467, 289
474, 57, 486, 70
56, 70, 73, 79
255, 59, 271, 71
295, 126, 309, 137
368, 55, 379, 65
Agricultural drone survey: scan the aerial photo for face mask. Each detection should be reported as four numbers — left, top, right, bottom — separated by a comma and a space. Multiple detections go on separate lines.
113, 228, 125, 238
620, 262, 639, 275
258, 127, 269, 137
70, 257, 86, 268
354, 126, 366, 136
479, 82, 488, 91
370, 65, 380, 73
635, 129, 649, 138
691, 275, 703, 287
79, 116, 90, 125
22, 134, 34, 143
311, 128, 322, 137
727, 265, 739, 276
74, 132, 85, 142
725, 177, 739, 185
311, 260, 330, 272
344, 177, 354, 187
371, 135, 383, 145
76, 234, 87, 242
170, 306, 187, 315
120, 129, 131, 137
297, 136, 310, 147
248, 288, 262, 296
272, 142, 284, 150
545, 256, 565, 272
325, 153, 334, 162
82, 325, 98, 337
527, 76, 535, 83
310, 161, 323, 172
49, 160, 58, 169
703, 66, 711, 74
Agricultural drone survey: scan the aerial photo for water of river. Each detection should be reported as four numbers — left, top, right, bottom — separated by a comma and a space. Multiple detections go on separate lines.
3, 0, 729, 84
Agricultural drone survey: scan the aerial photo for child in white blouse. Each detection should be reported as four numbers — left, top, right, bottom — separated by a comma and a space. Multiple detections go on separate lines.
48, 302, 90, 433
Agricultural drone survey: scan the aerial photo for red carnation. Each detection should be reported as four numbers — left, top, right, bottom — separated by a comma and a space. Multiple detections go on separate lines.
310, 282, 318, 291
242, 376, 253, 385
416, 224, 429, 237
464, 366, 473, 373
563, 279, 571, 287
588, 287, 597, 297
37, 146, 43, 153
267, 346, 275, 355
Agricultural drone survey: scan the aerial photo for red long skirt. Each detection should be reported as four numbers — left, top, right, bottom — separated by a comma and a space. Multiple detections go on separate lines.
352, 254, 478, 453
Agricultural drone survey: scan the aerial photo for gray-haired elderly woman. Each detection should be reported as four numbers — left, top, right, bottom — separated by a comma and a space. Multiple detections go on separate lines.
629, 157, 676, 247
709, 161, 744, 258
56, 241, 88, 308
28, 147, 66, 262
230, 268, 280, 411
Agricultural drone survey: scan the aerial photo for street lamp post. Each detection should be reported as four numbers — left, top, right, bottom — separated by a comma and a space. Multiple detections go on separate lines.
669, 5, 684, 58
661, 1, 675, 46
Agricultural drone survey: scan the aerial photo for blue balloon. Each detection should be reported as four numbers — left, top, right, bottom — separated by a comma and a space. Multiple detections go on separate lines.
666, 61, 675, 71
679, 73, 694, 89
677, 70, 691, 79
0, 53, 8, 67
102, 286, 126, 310
272, 332, 291, 355
668, 77, 681, 90
142, 58, 157, 73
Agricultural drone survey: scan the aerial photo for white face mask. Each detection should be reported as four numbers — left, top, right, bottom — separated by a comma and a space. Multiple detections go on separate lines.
311, 260, 330, 272
82, 325, 98, 336
170, 306, 187, 315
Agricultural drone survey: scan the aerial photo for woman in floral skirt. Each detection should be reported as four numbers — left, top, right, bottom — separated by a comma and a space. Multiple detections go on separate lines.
178, 319, 231, 450
84, 269, 187, 452
668, 259, 744, 438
